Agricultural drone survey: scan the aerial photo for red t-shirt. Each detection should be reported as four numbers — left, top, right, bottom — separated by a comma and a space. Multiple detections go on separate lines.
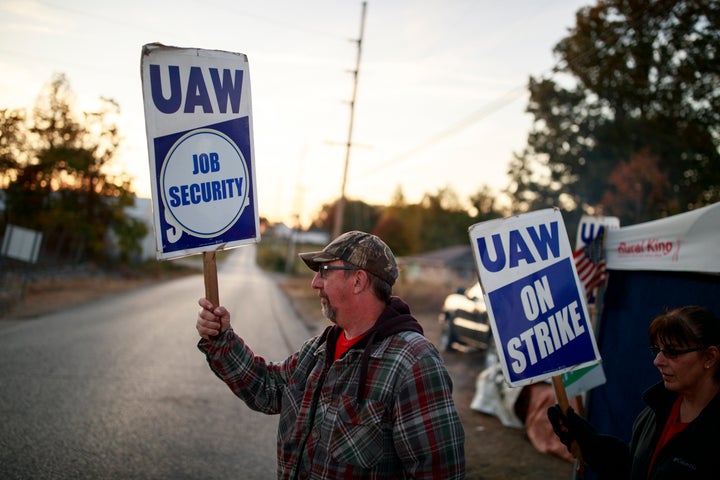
334, 331, 367, 361
648, 396, 688, 476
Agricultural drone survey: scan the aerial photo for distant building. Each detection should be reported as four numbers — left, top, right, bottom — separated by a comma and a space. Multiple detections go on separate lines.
268, 223, 330, 246
399, 245, 477, 287
117, 199, 332, 262
124, 197, 156, 261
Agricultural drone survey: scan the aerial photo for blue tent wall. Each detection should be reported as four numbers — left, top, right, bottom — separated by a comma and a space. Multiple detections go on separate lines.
587, 269, 720, 443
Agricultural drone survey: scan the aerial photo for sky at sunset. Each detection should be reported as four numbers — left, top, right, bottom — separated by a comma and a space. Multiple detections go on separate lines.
0, 0, 590, 226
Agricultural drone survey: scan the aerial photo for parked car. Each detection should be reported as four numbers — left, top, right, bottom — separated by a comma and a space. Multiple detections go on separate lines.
438, 282, 493, 352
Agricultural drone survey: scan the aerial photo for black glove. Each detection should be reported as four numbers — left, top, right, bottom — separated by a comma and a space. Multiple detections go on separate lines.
547, 404, 630, 474
548, 405, 575, 449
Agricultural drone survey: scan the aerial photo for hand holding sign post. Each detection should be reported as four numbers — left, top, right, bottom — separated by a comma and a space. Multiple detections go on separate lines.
469, 208, 601, 469
141, 44, 260, 308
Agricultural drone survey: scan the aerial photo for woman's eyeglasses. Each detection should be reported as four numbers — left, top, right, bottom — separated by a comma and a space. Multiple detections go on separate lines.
648, 345, 703, 359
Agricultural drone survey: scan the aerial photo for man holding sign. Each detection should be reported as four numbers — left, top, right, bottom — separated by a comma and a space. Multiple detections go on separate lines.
196, 231, 465, 479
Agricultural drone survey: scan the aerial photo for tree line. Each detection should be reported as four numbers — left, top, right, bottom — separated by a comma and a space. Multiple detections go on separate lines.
1, 74, 146, 265
309, 186, 505, 256
316, 0, 719, 255
2, 0, 718, 265
509, 0, 719, 228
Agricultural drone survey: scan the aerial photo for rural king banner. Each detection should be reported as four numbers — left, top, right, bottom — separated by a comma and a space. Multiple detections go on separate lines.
469, 209, 601, 387
141, 43, 259, 259
605, 202, 720, 273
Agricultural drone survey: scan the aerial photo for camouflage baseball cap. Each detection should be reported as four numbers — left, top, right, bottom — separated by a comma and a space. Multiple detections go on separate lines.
299, 231, 399, 285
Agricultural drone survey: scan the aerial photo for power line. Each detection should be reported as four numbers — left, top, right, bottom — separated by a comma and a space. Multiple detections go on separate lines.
356, 84, 527, 178
352, 1, 659, 181
202, 0, 349, 41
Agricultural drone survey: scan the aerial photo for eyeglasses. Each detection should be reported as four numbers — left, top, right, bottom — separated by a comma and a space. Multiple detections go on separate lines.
318, 265, 359, 279
648, 345, 703, 359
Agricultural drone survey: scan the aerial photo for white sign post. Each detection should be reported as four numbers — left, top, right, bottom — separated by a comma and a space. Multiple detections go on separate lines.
1, 225, 42, 264
141, 43, 260, 306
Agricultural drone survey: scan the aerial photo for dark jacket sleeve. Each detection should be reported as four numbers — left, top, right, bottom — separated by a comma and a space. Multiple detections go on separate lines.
566, 408, 631, 478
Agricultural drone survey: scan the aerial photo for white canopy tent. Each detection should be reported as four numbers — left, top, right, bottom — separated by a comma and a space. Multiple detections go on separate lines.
585, 202, 720, 480
605, 201, 720, 272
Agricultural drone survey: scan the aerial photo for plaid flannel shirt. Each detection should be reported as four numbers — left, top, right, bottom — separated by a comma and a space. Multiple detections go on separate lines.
198, 327, 465, 479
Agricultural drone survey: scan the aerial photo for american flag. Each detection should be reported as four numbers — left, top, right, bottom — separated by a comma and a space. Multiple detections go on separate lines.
573, 230, 607, 301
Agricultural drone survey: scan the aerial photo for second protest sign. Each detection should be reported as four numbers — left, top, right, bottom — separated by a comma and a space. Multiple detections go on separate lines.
469, 208, 601, 387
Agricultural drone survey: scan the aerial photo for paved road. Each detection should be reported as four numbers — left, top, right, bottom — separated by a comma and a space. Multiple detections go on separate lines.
0, 246, 308, 479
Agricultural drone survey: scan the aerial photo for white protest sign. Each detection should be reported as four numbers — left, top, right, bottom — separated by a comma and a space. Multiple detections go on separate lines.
141, 43, 259, 260
563, 215, 619, 396
469, 209, 601, 387
575, 215, 620, 250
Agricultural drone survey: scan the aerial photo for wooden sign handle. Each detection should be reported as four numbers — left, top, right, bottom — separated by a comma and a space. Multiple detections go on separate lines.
552, 376, 585, 473
203, 251, 220, 308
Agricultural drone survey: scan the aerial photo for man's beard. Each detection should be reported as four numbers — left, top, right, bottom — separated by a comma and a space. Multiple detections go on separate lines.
321, 297, 337, 322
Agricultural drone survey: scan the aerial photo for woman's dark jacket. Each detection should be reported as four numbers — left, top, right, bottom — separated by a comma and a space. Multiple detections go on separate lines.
626, 382, 720, 479
582, 382, 720, 479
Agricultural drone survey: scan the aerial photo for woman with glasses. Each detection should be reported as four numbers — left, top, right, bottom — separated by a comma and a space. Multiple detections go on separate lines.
547, 305, 720, 479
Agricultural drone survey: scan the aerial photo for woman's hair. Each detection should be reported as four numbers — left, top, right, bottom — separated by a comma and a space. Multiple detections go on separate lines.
649, 305, 720, 379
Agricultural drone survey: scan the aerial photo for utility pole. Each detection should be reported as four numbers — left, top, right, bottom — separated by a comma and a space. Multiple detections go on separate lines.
332, 1, 367, 239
